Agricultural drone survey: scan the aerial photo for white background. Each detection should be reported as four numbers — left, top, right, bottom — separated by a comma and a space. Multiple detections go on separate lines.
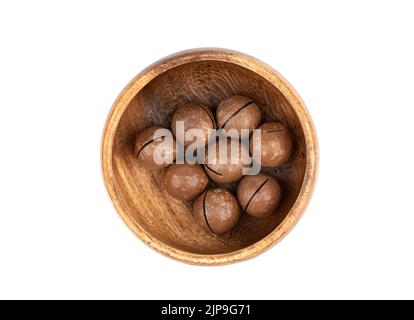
0, 1, 413, 300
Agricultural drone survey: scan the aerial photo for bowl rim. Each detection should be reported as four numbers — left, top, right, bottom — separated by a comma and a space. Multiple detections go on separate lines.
101, 48, 319, 266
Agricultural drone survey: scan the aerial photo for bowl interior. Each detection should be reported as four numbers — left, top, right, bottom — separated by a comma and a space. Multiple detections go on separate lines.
110, 60, 306, 255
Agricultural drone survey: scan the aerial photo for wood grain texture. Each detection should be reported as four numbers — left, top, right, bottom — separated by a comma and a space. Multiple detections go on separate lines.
101, 48, 318, 265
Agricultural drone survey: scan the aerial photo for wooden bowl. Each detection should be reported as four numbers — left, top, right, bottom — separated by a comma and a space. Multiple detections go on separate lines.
101, 48, 318, 265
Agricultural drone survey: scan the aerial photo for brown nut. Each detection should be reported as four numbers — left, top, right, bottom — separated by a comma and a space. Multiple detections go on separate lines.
237, 173, 282, 218
250, 122, 293, 167
204, 138, 250, 184
216, 95, 261, 136
163, 163, 208, 201
134, 126, 176, 170
171, 103, 216, 147
193, 188, 240, 234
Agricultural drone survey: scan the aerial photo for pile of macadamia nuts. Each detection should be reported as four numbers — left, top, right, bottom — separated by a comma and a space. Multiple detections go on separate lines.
134, 96, 293, 235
